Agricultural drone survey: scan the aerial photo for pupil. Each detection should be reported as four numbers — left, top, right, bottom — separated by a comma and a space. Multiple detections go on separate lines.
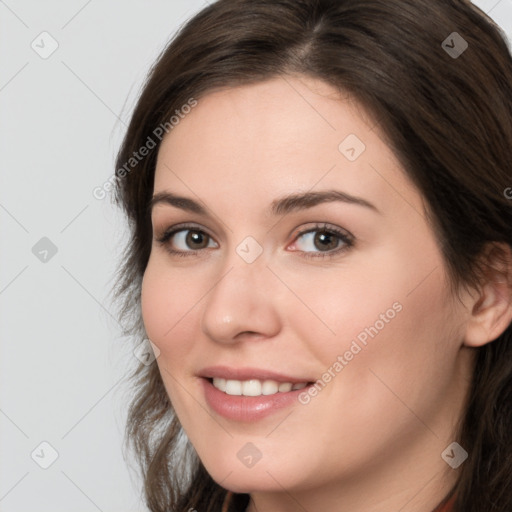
187, 231, 207, 249
315, 231, 337, 251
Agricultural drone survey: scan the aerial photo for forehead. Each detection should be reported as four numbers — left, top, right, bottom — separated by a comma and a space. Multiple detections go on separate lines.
153, 75, 424, 219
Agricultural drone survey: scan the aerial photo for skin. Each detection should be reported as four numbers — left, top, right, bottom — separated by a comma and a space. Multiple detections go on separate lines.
141, 75, 512, 512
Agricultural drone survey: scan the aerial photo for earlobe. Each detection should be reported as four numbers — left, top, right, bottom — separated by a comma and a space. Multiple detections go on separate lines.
463, 243, 512, 348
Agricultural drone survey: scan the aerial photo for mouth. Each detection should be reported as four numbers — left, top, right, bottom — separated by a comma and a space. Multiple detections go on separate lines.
198, 366, 316, 421
207, 377, 312, 396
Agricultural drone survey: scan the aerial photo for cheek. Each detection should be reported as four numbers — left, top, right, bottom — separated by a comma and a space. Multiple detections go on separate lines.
287, 235, 456, 407
140, 257, 201, 356
275, 252, 415, 366
327, 258, 456, 426
140, 259, 206, 416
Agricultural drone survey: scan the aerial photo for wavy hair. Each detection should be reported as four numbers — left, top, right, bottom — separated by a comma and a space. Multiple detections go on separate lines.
112, 1, 512, 510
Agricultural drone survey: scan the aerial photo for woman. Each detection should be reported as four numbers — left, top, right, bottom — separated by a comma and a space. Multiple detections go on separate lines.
112, 1, 512, 511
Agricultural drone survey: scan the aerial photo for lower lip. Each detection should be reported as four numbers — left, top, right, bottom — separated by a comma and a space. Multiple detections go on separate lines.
201, 378, 311, 422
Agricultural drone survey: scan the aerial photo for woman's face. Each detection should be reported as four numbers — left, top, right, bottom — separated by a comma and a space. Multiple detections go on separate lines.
141, 75, 473, 503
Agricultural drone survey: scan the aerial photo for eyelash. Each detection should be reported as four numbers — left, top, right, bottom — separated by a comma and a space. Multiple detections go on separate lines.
155, 222, 354, 260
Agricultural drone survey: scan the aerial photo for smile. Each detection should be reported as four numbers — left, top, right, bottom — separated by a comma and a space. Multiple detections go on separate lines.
211, 377, 309, 396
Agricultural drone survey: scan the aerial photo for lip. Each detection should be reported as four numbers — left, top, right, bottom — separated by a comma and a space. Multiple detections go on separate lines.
201, 378, 313, 422
198, 366, 315, 422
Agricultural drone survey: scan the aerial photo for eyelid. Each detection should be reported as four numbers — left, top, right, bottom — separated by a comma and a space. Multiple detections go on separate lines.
155, 222, 218, 246
154, 223, 217, 259
288, 222, 353, 242
287, 222, 354, 257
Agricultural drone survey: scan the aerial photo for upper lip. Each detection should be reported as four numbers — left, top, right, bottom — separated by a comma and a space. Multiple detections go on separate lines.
199, 365, 313, 384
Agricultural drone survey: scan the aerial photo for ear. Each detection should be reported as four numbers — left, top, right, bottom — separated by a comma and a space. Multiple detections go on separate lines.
464, 242, 512, 347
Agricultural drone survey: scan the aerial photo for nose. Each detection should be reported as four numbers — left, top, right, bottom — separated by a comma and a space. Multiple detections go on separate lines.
200, 247, 281, 345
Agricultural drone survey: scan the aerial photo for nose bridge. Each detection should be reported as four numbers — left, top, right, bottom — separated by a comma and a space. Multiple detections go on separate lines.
200, 239, 280, 343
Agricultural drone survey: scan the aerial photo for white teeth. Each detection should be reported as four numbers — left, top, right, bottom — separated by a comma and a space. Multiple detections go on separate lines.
212, 378, 309, 396
262, 380, 279, 395
225, 379, 242, 395
212, 377, 226, 392
242, 379, 262, 396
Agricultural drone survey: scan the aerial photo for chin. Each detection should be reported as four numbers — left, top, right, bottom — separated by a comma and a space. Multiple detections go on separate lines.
201, 453, 305, 494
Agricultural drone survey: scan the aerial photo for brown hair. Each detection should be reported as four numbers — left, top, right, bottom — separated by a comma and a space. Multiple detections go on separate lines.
112, 1, 512, 510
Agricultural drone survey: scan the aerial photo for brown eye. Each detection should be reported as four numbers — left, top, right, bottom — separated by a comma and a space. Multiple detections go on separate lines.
313, 230, 340, 251
156, 225, 218, 257
184, 230, 210, 249
292, 224, 353, 257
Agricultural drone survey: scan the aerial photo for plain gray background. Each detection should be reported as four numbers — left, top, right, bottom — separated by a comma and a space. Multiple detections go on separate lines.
1, 1, 511, 511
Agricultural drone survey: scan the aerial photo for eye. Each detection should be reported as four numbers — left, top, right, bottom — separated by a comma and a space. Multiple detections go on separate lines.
289, 223, 354, 259
155, 222, 354, 260
156, 223, 218, 257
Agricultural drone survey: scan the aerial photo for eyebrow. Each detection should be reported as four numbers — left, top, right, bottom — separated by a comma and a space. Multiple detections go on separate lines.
149, 189, 379, 217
